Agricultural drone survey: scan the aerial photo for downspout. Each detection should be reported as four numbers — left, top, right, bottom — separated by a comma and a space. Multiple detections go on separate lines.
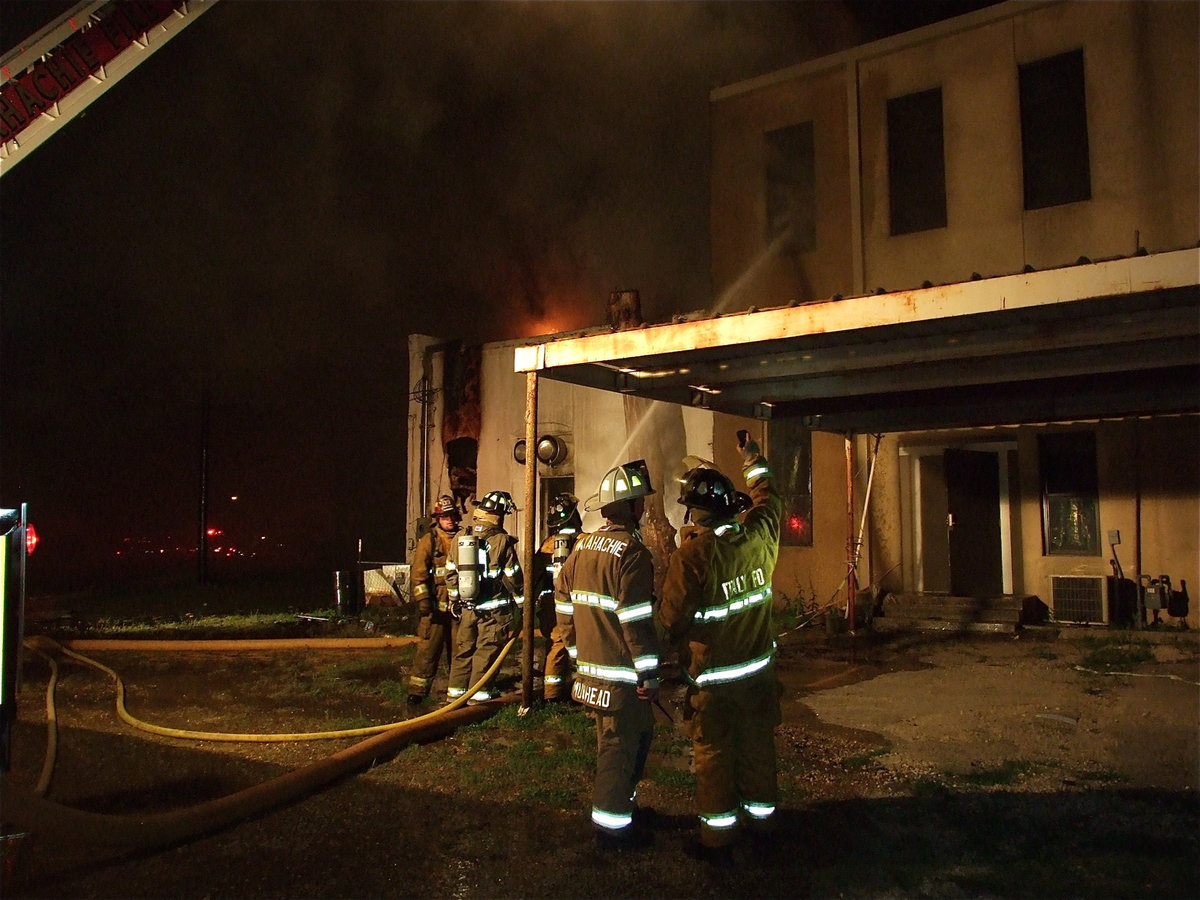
419, 346, 434, 521
847, 53, 865, 297
1134, 419, 1144, 630
520, 370, 539, 711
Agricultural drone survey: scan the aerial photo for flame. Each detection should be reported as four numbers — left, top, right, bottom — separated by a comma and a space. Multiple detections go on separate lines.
519, 287, 595, 337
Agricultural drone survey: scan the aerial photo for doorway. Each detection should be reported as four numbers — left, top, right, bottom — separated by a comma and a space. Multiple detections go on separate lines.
945, 448, 1004, 597
906, 443, 1012, 597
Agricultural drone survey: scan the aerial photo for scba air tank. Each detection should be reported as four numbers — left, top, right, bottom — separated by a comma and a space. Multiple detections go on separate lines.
552, 534, 571, 587
456, 533, 483, 604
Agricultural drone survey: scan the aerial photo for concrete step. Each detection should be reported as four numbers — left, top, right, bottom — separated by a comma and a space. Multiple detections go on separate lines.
873, 617, 1019, 635
877, 593, 1029, 629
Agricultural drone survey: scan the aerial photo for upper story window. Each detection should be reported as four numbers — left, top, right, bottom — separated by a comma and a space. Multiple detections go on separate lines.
887, 87, 947, 235
1039, 430, 1100, 556
765, 121, 816, 255
1019, 49, 1092, 210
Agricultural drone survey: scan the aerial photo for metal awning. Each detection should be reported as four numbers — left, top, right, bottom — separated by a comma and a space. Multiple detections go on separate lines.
515, 248, 1200, 432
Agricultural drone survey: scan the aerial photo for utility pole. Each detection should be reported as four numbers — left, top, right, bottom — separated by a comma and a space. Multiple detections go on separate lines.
198, 387, 210, 585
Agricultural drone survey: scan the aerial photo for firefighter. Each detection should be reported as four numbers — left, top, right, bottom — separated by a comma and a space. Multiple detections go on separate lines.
446, 490, 523, 704
556, 460, 660, 851
658, 432, 783, 861
407, 495, 462, 705
536, 493, 583, 701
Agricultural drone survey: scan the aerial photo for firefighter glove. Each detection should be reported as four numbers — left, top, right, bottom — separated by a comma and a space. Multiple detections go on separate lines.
737, 430, 760, 462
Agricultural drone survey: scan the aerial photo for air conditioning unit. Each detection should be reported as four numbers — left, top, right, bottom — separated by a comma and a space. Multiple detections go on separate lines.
1049, 575, 1109, 625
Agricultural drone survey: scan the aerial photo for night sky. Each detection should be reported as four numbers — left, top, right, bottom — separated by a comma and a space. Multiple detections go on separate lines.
1, 1, 996, 592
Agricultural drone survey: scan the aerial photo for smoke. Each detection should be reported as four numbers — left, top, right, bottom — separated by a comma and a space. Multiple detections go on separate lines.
184, 1, 861, 345
2, 1, 871, 582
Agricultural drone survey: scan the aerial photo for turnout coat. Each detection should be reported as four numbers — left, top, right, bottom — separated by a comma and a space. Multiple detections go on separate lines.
554, 515, 659, 711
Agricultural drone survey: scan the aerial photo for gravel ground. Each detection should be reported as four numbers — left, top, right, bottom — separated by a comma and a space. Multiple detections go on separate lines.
3, 625, 1197, 899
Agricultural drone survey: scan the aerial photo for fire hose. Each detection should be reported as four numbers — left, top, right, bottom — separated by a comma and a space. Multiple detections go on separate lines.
2, 635, 519, 854
23, 634, 513, 742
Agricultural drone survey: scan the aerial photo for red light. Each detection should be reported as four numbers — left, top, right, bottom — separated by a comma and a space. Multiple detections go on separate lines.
207, 528, 217, 536
25, 523, 39, 555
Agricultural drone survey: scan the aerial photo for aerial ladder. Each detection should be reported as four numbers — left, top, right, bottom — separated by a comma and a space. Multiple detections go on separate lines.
0, 0, 215, 770
0, 0, 217, 176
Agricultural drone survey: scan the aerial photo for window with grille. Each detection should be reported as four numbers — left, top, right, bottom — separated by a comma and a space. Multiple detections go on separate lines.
1039, 431, 1100, 556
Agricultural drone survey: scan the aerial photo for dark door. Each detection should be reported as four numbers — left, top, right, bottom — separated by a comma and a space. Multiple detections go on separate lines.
945, 448, 1003, 597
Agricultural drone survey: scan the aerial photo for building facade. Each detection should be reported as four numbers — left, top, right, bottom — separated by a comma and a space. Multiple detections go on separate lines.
410, 1, 1199, 628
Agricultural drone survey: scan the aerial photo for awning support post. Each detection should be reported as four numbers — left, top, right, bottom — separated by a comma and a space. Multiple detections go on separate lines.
520, 371, 539, 709
845, 434, 857, 630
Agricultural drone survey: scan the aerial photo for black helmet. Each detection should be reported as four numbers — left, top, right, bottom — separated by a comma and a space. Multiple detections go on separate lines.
546, 493, 580, 530
432, 495, 461, 522
475, 490, 518, 515
678, 466, 737, 517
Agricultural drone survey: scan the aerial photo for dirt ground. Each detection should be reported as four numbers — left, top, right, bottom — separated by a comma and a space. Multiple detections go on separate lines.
3, 623, 1198, 899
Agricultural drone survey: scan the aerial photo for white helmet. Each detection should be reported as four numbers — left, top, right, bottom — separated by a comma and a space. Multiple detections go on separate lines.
585, 459, 654, 511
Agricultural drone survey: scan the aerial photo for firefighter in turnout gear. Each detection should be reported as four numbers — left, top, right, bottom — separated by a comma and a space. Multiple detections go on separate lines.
556, 460, 661, 850
447, 491, 523, 704
407, 496, 462, 705
537, 493, 582, 701
658, 432, 783, 859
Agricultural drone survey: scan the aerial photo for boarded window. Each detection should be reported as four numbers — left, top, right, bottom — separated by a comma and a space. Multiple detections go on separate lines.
769, 418, 813, 547
1039, 431, 1100, 556
765, 121, 816, 254
887, 87, 947, 235
1019, 49, 1091, 210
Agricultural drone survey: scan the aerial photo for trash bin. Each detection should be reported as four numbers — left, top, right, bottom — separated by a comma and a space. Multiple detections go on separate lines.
334, 570, 361, 616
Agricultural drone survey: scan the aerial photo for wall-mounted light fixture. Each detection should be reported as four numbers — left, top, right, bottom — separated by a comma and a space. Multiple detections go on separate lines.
513, 435, 569, 467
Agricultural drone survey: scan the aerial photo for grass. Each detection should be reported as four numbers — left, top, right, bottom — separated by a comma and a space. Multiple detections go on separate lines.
398, 701, 698, 811
28, 569, 417, 640
34, 570, 336, 619
455, 704, 598, 803
1074, 768, 1123, 784
307, 653, 415, 703
1078, 636, 1155, 671
80, 610, 340, 638
842, 749, 887, 771
956, 759, 1035, 787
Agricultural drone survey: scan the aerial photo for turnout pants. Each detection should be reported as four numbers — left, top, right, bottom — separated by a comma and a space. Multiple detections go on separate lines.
686, 673, 782, 847
592, 698, 654, 833
407, 611, 458, 697
447, 607, 507, 701
542, 622, 574, 700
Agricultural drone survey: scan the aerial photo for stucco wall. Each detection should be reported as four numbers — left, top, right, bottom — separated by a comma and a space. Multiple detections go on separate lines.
711, 64, 854, 307
406, 334, 447, 555
476, 343, 642, 540
706, 1, 1198, 628
861, 2, 1199, 292
1013, 1, 1200, 265
713, 1, 1199, 299
1016, 417, 1199, 626
859, 16, 1025, 290
423, 339, 720, 548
